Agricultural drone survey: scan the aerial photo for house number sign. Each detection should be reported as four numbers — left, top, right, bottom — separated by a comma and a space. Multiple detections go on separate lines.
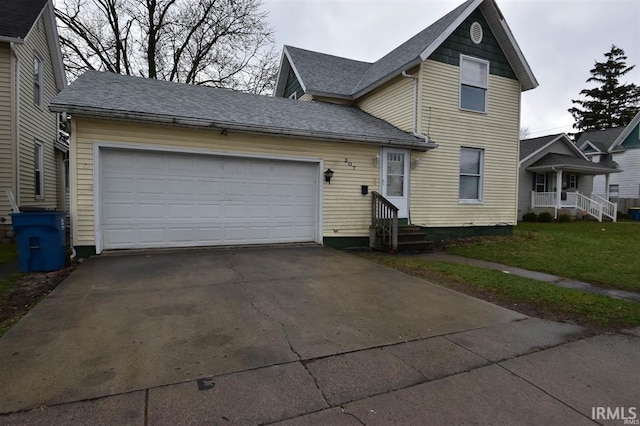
344, 158, 356, 170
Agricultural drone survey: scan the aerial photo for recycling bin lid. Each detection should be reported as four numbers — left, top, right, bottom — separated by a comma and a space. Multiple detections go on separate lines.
18, 206, 56, 212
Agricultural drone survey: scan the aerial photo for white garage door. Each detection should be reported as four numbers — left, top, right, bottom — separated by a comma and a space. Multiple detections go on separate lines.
99, 149, 319, 249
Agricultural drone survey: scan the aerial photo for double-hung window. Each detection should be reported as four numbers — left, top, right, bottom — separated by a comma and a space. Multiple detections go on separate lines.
460, 55, 489, 113
459, 147, 484, 202
34, 141, 44, 198
34, 56, 42, 107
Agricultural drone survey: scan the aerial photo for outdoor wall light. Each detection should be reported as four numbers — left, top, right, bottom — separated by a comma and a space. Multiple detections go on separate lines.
374, 154, 380, 167
324, 168, 334, 183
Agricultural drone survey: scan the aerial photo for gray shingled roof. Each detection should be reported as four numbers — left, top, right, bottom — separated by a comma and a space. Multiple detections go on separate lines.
577, 127, 626, 152
283, 0, 474, 98
50, 71, 432, 149
519, 134, 563, 160
0, 0, 48, 40
286, 46, 371, 97
527, 153, 619, 173
353, 0, 474, 94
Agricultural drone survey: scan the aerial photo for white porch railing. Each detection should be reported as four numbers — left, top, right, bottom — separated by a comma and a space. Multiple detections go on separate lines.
591, 193, 617, 221
530, 191, 616, 222
567, 192, 602, 221
531, 191, 556, 207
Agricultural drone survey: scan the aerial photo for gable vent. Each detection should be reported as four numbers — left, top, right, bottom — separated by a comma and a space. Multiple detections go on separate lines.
470, 22, 483, 44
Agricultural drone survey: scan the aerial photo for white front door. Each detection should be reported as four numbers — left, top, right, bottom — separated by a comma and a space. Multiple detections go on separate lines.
381, 148, 409, 218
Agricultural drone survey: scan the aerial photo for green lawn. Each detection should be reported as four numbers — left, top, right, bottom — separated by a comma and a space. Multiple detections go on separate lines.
0, 243, 18, 265
445, 222, 640, 292
358, 253, 640, 329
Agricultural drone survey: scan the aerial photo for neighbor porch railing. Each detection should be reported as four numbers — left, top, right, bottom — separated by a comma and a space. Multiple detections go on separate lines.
565, 192, 602, 221
371, 191, 398, 251
530, 191, 616, 222
591, 193, 617, 221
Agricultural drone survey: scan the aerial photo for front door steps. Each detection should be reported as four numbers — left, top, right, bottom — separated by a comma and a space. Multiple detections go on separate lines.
370, 224, 433, 252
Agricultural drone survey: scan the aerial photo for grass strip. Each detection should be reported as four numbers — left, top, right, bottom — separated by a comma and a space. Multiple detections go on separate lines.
359, 252, 640, 330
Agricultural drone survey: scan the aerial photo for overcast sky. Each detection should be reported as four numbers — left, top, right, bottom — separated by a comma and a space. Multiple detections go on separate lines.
261, 0, 640, 138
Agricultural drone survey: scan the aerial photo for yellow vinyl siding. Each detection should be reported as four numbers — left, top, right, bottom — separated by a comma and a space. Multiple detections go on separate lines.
410, 59, 521, 226
299, 93, 313, 101
72, 118, 380, 246
13, 16, 59, 209
357, 75, 414, 133
0, 43, 14, 221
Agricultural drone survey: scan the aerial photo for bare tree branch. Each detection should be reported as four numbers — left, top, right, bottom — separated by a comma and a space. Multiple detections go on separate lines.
54, 0, 277, 93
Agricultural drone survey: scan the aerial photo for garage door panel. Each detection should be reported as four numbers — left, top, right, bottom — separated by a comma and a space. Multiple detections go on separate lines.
101, 149, 318, 249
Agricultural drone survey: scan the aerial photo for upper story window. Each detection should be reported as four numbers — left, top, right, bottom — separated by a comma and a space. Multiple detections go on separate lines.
460, 55, 489, 113
34, 55, 42, 107
34, 141, 44, 198
459, 147, 484, 203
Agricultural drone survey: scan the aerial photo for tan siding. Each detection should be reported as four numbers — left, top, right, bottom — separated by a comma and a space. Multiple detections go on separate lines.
410, 59, 521, 226
13, 16, 59, 209
73, 119, 380, 246
357, 75, 414, 132
0, 43, 14, 221
299, 93, 313, 102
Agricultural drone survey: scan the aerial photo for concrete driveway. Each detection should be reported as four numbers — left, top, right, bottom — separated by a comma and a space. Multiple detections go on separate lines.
1, 246, 636, 424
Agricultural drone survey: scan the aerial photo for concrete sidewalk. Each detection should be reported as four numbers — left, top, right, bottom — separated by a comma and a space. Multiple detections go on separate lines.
3, 319, 638, 425
412, 252, 640, 303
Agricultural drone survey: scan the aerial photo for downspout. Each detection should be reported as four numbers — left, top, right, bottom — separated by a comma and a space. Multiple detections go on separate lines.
67, 115, 76, 260
11, 43, 20, 206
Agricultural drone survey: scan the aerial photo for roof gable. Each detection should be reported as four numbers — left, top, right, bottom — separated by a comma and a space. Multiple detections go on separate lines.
520, 133, 586, 164
274, 0, 537, 100
577, 127, 625, 152
428, 8, 516, 80
612, 111, 640, 150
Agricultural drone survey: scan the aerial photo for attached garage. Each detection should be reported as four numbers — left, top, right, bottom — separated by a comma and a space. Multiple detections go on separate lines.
98, 148, 320, 250
50, 71, 428, 255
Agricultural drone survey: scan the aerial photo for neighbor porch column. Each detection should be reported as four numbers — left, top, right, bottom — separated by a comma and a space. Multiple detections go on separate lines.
555, 169, 563, 219
605, 173, 610, 199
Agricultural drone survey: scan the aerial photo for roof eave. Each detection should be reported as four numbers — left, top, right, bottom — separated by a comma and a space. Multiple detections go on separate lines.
419, 0, 483, 61
43, 1, 67, 90
352, 57, 422, 100
51, 104, 434, 151
0, 36, 25, 43
486, 1, 538, 91
526, 164, 621, 174
273, 49, 289, 97
305, 89, 354, 101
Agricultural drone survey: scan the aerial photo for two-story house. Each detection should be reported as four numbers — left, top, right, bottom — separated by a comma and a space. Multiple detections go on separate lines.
579, 111, 640, 212
49, 0, 537, 256
0, 0, 68, 236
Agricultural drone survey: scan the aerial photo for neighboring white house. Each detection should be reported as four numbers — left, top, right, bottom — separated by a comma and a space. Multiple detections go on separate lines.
519, 134, 618, 221
579, 111, 640, 205
0, 0, 68, 236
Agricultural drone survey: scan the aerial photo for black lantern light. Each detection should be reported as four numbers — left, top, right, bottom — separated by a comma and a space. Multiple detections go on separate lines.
324, 168, 334, 183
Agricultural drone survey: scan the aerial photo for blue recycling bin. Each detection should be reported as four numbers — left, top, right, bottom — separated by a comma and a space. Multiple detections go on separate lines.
629, 207, 640, 221
10, 211, 66, 272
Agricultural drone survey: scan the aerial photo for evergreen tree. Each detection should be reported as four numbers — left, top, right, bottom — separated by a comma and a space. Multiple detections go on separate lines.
569, 45, 640, 131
